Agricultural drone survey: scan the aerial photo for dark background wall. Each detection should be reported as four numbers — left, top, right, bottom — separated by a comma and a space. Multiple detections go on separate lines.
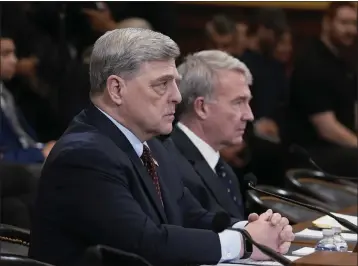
174, 2, 327, 55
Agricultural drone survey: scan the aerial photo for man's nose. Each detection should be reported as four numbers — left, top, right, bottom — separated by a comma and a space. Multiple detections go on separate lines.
244, 105, 254, 121
171, 81, 182, 104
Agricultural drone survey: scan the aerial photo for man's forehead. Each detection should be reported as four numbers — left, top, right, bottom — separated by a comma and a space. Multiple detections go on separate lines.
336, 6, 357, 19
217, 69, 248, 83
140, 60, 181, 79
216, 69, 252, 97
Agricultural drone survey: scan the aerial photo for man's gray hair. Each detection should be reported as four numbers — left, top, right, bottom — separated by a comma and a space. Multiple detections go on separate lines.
177, 50, 252, 116
89, 28, 180, 94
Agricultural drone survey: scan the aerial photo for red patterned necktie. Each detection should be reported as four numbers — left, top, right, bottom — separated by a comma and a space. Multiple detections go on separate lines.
141, 145, 163, 205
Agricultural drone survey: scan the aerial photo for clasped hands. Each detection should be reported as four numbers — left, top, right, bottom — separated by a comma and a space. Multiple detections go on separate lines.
245, 209, 295, 260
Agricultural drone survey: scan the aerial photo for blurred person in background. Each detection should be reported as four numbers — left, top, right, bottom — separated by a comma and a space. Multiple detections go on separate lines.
0, 34, 55, 164
205, 14, 248, 56
273, 28, 293, 78
1, 2, 82, 140
288, 2, 357, 177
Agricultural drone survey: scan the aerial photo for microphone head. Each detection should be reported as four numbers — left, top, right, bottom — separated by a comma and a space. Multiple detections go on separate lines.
212, 212, 231, 233
244, 173, 257, 187
289, 144, 309, 158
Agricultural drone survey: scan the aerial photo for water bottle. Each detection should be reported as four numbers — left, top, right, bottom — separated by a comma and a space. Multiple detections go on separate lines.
332, 226, 348, 252
315, 229, 337, 251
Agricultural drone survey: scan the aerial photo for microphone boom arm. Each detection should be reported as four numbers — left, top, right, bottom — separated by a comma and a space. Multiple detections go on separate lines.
249, 183, 358, 234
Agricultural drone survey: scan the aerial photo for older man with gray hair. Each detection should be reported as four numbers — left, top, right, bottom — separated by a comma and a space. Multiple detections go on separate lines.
29, 29, 294, 266
165, 50, 254, 219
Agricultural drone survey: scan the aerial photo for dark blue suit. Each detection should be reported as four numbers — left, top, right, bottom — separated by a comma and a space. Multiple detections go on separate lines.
0, 108, 44, 163
163, 127, 245, 220
29, 104, 222, 266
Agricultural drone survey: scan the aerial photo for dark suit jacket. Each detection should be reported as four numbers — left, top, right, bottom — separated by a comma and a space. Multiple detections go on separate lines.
29, 104, 222, 266
164, 126, 245, 220
0, 108, 44, 164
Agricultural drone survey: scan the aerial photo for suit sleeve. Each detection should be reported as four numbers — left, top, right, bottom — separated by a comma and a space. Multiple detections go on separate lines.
1, 148, 45, 164
179, 186, 217, 230
52, 149, 222, 266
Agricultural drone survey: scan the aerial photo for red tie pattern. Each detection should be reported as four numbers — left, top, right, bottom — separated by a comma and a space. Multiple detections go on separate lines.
141, 145, 163, 205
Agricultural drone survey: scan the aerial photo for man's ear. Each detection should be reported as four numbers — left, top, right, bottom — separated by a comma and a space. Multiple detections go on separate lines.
193, 96, 210, 120
106, 75, 126, 105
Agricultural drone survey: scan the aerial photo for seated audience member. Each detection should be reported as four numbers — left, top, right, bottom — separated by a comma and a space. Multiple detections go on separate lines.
288, 2, 357, 177
162, 50, 253, 219
2, 3, 71, 140
205, 14, 248, 56
273, 28, 293, 78
0, 34, 55, 164
29, 28, 294, 266
244, 7, 289, 140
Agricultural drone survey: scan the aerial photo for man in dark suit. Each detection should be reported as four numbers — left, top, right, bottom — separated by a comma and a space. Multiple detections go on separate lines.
163, 50, 252, 220
29, 28, 294, 266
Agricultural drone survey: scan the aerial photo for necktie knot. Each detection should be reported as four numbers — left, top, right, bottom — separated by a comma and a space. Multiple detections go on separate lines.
215, 159, 226, 178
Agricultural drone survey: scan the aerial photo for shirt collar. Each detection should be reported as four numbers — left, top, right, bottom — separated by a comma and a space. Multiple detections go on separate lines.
96, 106, 146, 157
177, 122, 219, 171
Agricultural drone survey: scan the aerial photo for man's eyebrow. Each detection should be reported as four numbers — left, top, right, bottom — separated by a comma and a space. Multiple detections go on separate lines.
155, 74, 182, 82
234, 95, 253, 101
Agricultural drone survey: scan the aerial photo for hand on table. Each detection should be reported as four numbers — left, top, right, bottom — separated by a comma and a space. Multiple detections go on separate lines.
245, 209, 295, 260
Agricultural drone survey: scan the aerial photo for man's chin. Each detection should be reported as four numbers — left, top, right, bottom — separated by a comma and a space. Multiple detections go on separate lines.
159, 124, 173, 136
230, 136, 244, 145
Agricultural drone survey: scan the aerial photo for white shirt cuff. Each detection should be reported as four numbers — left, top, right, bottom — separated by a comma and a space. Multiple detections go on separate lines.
218, 229, 243, 262
232, 220, 248, 229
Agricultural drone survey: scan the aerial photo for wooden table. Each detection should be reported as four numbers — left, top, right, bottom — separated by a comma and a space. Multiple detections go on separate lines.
292, 205, 358, 250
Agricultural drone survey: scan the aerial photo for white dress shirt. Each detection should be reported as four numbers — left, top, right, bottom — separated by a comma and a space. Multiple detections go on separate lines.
177, 122, 248, 262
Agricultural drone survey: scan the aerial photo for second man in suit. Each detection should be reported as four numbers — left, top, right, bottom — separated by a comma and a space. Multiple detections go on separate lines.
164, 50, 253, 219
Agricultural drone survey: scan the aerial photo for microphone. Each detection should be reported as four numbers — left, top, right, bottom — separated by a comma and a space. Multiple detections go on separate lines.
289, 144, 357, 181
211, 211, 291, 265
245, 173, 358, 234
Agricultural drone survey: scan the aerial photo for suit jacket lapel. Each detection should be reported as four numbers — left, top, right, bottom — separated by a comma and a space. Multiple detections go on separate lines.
192, 160, 243, 218
85, 104, 168, 223
171, 126, 243, 218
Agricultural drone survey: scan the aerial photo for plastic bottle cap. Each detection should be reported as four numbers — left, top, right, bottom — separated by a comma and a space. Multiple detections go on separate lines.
332, 226, 342, 233
322, 229, 334, 236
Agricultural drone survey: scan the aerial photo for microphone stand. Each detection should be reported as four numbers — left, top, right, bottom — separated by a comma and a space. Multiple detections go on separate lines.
249, 183, 358, 234
290, 144, 357, 181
